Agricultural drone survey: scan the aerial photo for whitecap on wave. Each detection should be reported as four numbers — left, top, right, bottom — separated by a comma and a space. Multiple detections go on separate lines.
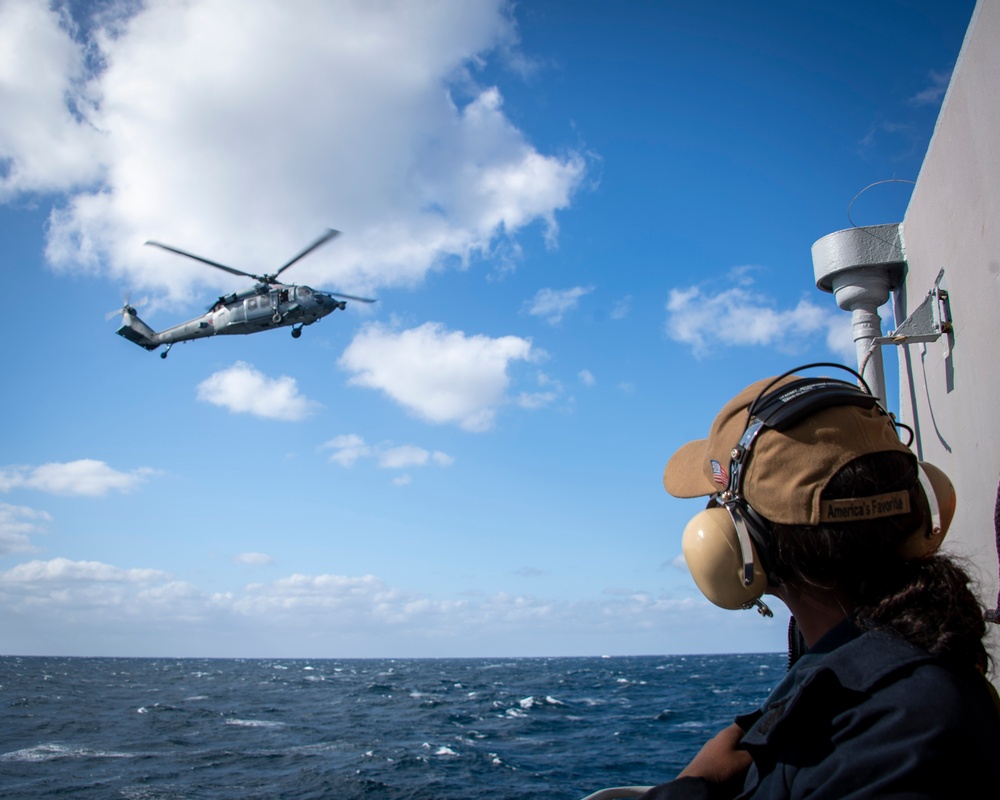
517, 695, 565, 709
420, 742, 459, 757
225, 719, 287, 729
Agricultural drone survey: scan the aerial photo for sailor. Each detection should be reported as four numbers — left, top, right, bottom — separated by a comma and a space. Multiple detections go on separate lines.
640, 368, 1000, 799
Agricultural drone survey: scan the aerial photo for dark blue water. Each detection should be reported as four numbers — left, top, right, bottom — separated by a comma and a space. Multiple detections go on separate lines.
0, 654, 783, 799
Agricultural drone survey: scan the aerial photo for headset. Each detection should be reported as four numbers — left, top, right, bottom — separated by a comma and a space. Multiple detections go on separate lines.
681, 363, 956, 616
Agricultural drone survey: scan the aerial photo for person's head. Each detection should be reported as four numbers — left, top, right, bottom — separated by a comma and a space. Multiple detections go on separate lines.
662, 366, 986, 670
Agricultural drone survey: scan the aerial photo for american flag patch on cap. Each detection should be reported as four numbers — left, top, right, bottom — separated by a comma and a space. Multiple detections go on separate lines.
711, 459, 729, 489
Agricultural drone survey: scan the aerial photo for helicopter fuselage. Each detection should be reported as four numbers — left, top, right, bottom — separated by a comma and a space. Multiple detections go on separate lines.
117, 282, 345, 354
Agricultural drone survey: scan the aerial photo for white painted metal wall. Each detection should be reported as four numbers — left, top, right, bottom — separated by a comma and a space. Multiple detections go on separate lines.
894, 0, 1000, 668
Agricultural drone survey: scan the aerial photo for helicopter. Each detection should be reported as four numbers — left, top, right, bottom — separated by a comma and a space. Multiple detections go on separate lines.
111, 229, 375, 358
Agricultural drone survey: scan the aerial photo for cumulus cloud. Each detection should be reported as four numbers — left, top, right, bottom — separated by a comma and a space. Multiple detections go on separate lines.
1, 0, 586, 302
0, 556, 759, 656
0, 559, 688, 632
578, 369, 595, 387
0, 0, 106, 199
664, 274, 852, 360
0, 503, 50, 555
0, 558, 207, 625
0, 460, 155, 497
524, 286, 594, 324
322, 435, 453, 470
196, 361, 319, 420
2, 557, 169, 585
339, 322, 538, 431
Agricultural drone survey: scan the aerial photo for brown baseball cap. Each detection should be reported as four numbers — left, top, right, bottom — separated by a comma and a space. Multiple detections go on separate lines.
663, 374, 915, 526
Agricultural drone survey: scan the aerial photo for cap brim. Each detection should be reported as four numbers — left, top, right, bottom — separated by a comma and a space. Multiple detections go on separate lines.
663, 437, 717, 497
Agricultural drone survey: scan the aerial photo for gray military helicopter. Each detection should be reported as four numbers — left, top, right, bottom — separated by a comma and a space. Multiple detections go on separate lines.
112, 229, 375, 358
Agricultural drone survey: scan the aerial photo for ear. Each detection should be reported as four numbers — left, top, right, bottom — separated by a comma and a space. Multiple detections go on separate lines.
898, 461, 956, 560
682, 507, 769, 609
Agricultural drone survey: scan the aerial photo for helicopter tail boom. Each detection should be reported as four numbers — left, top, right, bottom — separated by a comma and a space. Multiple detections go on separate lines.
116, 312, 159, 351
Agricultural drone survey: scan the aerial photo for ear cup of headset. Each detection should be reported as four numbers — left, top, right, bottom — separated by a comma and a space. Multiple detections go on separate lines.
899, 461, 956, 560
682, 507, 769, 609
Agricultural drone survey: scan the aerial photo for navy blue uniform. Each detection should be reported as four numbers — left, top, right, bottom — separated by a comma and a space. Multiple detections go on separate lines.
640, 620, 1000, 799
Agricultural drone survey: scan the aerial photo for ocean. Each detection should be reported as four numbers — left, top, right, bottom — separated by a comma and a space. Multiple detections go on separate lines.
0, 653, 783, 800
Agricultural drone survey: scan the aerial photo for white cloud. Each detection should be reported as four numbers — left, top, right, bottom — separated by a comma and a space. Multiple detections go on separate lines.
196, 361, 319, 420
378, 445, 432, 469
234, 552, 273, 566
0, 558, 207, 625
2, 557, 169, 586
0, 559, 681, 632
322, 435, 454, 470
339, 322, 537, 431
0, 460, 154, 497
664, 278, 853, 361
524, 286, 594, 324
322, 434, 372, 467
0, 0, 106, 199
515, 391, 558, 410
379, 445, 453, 469
0, 503, 50, 555
514, 371, 562, 409
2, 0, 585, 301
0, 556, 773, 656
578, 369, 595, 387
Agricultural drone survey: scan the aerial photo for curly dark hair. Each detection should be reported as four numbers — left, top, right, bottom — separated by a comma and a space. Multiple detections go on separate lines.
767, 451, 989, 674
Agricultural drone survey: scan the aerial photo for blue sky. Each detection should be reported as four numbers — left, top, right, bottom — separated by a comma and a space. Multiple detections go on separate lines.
0, 0, 975, 658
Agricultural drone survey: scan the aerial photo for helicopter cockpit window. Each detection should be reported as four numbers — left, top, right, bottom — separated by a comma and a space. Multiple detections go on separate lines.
248, 298, 257, 310
298, 286, 311, 298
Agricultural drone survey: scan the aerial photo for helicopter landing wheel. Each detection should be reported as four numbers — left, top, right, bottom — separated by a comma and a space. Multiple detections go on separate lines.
291, 326, 302, 339
160, 351, 168, 359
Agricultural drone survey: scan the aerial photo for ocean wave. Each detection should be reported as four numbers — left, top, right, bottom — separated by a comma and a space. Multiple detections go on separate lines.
1, 743, 133, 762
1, 653, 783, 799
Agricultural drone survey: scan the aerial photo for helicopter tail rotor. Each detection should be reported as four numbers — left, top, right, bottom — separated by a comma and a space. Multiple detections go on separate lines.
106, 293, 149, 321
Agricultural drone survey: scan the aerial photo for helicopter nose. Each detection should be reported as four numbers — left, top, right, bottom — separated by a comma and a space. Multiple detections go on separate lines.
317, 293, 347, 310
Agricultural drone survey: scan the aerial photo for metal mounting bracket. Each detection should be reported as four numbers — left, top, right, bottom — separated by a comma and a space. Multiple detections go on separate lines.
874, 269, 952, 347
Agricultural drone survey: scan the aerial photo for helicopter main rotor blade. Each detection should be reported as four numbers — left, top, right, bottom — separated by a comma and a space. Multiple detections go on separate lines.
327, 291, 377, 304
145, 241, 261, 280
271, 229, 341, 280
